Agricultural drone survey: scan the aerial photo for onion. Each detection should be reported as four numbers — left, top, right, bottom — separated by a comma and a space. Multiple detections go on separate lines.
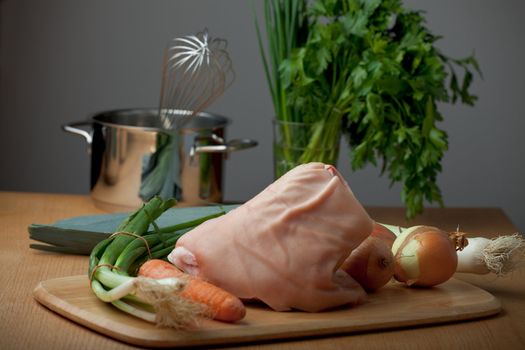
392, 225, 468, 287
341, 236, 395, 292
370, 222, 397, 248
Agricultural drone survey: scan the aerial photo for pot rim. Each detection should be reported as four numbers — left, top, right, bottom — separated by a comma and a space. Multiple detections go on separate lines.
89, 107, 231, 133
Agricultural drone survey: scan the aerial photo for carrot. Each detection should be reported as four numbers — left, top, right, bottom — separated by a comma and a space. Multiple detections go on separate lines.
138, 259, 246, 322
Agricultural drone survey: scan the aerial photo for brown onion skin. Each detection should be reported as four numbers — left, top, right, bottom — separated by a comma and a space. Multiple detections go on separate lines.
342, 236, 395, 292
370, 222, 397, 248
394, 227, 458, 287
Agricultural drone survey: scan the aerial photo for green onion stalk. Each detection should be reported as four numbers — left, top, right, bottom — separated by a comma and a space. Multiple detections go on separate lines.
255, 0, 310, 176
254, 0, 351, 177
88, 196, 225, 328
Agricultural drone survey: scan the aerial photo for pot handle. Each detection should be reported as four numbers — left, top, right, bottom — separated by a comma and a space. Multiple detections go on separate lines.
192, 138, 258, 154
190, 137, 257, 163
62, 121, 93, 153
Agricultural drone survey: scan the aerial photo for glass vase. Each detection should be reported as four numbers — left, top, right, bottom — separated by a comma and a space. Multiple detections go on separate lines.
272, 119, 341, 179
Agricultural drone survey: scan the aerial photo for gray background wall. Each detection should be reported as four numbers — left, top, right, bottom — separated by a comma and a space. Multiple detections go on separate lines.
1, 0, 524, 232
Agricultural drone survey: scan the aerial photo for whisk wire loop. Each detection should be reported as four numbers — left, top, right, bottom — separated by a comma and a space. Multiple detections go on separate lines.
158, 29, 234, 130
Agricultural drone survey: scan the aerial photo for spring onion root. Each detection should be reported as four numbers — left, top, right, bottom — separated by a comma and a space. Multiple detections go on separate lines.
135, 277, 209, 328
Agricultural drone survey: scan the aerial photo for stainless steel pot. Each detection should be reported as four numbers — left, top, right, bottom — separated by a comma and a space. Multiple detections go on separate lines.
63, 108, 257, 211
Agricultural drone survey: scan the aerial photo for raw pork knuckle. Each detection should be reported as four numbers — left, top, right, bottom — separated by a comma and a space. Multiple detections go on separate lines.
168, 163, 373, 312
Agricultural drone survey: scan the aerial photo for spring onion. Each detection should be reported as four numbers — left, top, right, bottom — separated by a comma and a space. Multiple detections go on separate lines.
88, 196, 225, 328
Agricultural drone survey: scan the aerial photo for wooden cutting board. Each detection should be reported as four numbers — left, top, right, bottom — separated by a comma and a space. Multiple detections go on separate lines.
33, 275, 501, 348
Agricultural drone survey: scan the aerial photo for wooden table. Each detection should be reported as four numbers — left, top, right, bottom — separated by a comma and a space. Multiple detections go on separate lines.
1, 191, 524, 349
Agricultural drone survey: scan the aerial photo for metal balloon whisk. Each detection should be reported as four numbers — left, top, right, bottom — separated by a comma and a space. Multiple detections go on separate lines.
158, 29, 235, 130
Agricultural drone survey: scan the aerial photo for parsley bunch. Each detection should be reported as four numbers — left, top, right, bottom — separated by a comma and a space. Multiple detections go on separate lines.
256, 0, 481, 218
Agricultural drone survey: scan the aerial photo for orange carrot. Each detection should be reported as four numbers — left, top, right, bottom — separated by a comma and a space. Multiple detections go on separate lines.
138, 259, 246, 322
